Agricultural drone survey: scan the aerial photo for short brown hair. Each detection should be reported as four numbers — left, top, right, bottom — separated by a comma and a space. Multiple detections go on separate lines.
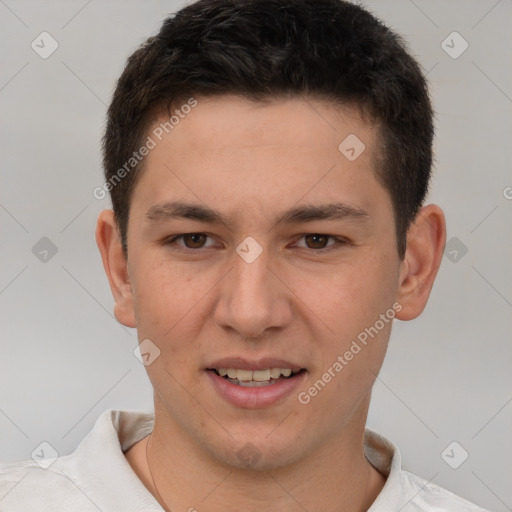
102, 0, 434, 260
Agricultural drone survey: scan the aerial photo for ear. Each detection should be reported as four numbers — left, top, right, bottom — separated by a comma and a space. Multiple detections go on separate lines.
95, 209, 136, 328
395, 204, 446, 321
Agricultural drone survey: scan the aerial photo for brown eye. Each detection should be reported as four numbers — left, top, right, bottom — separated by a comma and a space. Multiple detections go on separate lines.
293, 234, 347, 253
304, 234, 331, 249
164, 233, 215, 251
181, 233, 208, 248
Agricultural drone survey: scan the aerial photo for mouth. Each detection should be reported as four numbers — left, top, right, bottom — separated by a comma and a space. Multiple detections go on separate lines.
205, 360, 308, 409
208, 367, 306, 387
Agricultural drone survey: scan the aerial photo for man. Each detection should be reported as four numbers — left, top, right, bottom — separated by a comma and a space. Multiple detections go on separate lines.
0, 0, 490, 510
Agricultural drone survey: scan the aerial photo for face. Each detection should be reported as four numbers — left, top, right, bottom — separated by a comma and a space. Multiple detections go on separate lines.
116, 96, 405, 468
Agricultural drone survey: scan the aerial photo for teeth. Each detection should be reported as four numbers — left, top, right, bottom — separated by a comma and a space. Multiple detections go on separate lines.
270, 368, 281, 378
253, 369, 271, 381
236, 369, 253, 381
215, 367, 299, 381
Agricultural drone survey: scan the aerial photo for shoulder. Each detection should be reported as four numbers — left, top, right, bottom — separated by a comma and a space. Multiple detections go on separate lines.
399, 470, 491, 512
0, 459, 100, 511
0, 409, 158, 511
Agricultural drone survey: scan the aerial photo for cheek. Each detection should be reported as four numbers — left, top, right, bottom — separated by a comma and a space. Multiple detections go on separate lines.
304, 257, 395, 336
130, 256, 216, 363
303, 253, 397, 386
329, 256, 397, 368
131, 256, 195, 326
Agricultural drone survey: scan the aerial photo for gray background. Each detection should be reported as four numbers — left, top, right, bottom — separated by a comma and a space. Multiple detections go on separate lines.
1, 1, 511, 510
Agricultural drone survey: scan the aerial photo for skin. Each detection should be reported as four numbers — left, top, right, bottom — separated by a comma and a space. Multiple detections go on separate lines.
96, 95, 446, 512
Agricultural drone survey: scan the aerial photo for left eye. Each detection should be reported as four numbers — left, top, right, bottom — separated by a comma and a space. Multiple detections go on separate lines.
295, 234, 338, 251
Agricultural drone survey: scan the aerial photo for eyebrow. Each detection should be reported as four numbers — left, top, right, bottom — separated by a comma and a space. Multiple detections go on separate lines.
145, 200, 370, 229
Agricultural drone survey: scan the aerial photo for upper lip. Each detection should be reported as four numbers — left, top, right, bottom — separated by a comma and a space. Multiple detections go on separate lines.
207, 357, 304, 372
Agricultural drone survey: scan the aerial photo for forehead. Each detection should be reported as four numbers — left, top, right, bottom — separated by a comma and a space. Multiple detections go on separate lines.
131, 95, 390, 229
148, 95, 379, 158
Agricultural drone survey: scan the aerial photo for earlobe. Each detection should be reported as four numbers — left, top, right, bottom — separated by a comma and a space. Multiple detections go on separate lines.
95, 210, 137, 328
395, 204, 446, 321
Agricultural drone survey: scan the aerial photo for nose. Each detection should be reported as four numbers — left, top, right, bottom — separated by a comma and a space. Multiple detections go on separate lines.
213, 244, 293, 340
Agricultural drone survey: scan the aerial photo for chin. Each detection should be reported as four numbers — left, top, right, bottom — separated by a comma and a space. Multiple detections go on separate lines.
207, 434, 312, 471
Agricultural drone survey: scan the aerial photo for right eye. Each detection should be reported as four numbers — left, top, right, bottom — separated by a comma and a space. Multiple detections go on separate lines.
163, 233, 217, 251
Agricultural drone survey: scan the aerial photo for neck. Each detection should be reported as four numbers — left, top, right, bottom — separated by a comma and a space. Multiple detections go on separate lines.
126, 398, 386, 512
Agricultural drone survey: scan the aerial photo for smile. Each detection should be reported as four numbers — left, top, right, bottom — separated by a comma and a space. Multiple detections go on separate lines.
206, 366, 307, 408
214, 367, 302, 386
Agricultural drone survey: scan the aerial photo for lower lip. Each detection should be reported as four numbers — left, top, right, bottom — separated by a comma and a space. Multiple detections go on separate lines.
206, 370, 307, 409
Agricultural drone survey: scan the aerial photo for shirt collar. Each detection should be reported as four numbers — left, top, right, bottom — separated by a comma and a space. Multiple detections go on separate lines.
54, 409, 161, 511
364, 427, 403, 510
56, 409, 402, 511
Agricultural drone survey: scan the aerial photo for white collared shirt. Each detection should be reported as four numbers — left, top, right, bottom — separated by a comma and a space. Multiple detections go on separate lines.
0, 409, 490, 511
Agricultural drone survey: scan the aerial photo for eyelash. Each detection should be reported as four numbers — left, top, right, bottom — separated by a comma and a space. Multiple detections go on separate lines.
163, 233, 349, 254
